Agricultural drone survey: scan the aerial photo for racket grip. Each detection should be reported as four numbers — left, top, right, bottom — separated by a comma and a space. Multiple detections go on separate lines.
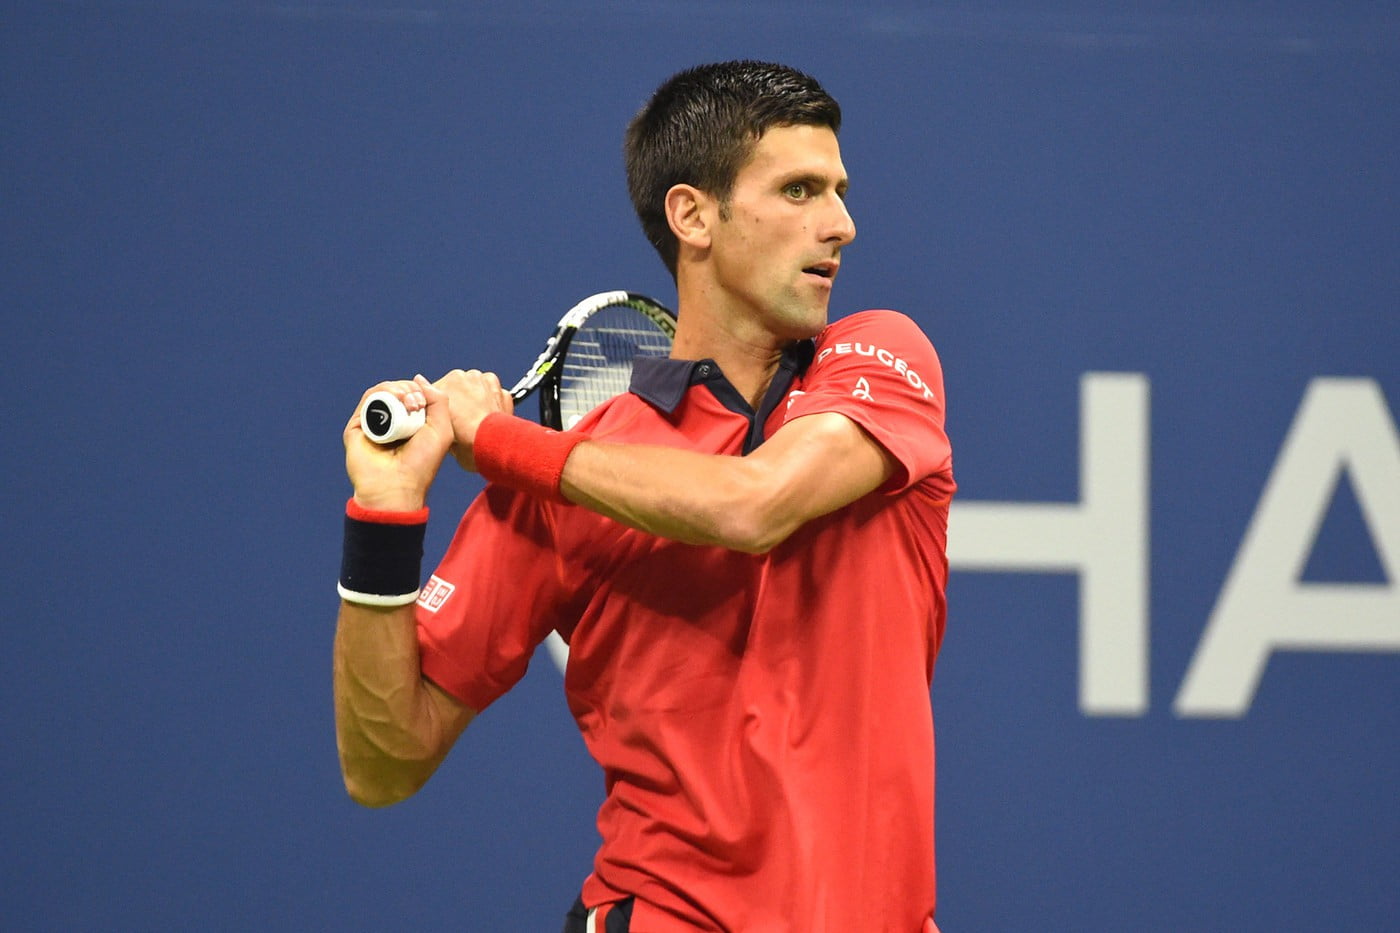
360, 390, 425, 444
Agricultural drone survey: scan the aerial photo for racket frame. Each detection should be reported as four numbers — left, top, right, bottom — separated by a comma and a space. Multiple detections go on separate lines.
508, 290, 676, 429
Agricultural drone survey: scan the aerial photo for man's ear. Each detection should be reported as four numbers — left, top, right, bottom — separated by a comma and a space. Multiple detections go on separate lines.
665, 184, 713, 252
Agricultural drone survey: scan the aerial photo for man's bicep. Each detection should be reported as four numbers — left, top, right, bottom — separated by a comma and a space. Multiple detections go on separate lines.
745, 410, 896, 542
787, 311, 952, 495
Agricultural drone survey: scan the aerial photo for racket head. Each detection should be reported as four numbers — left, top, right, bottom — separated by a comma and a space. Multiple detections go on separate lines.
514, 291, 675, 430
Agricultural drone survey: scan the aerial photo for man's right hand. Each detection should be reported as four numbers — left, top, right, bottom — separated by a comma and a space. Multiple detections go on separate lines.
343, 374, 454, 511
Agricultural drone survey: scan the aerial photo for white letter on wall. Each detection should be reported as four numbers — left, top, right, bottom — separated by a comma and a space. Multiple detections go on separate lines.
950, 373, 1151, 716
1174, 378, 1400, 718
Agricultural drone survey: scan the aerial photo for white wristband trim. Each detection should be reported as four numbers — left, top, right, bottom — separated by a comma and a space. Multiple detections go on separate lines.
337, 582, 421, 607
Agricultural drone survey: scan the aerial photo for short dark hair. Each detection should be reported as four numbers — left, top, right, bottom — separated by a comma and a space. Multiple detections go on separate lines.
624, 60, 842, 278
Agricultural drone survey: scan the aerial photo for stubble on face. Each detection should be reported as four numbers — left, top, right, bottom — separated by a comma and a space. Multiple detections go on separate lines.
708, 124, 855, 346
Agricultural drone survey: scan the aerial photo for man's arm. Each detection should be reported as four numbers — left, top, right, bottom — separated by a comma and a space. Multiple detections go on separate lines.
333, 375, 503, 807
426, 366, 898, 555
561, 410, 895, 554
334, 601, 475, 806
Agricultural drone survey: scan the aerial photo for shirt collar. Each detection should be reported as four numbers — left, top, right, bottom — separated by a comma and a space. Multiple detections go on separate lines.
628, 340, 816, 416
629, 357, 703, 414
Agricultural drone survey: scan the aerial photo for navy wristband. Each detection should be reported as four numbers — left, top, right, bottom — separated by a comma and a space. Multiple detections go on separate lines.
337, 499, 429, 607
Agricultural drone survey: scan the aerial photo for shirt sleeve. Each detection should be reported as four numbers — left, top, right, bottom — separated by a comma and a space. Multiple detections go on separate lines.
782, 310, 954, 497
415, 484, 573, 712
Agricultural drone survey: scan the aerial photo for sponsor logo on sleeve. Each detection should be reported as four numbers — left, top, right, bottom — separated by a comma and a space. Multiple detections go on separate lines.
417, 575, 455, 613
816, 342, 937, 401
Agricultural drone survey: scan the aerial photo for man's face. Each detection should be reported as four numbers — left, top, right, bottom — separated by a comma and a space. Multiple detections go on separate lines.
708, 123, 856, 341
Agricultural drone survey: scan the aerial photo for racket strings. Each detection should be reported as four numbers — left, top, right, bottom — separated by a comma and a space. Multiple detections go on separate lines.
559, 303, 671, 426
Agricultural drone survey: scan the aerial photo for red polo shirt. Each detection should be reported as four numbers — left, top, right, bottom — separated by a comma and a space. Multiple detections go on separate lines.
417, 310, 954, 932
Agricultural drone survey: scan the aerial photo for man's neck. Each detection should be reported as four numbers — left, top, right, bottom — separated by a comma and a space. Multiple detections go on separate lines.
670, 299, 792, 411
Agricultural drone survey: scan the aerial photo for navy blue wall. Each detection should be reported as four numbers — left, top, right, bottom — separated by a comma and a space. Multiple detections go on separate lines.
3, 2, 1397, 929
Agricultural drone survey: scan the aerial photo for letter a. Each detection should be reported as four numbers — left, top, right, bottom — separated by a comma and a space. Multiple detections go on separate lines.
1175, 379, 1400, 717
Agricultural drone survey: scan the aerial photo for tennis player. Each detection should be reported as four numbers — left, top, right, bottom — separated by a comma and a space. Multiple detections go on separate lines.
335, 61, 954, 932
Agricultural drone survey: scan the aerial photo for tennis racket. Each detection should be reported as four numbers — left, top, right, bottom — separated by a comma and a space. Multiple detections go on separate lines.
360, 290, 676, 443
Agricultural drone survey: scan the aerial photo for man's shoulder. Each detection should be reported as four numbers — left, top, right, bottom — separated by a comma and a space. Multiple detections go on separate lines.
812, 310, 940, 370
818, 309, 929, 345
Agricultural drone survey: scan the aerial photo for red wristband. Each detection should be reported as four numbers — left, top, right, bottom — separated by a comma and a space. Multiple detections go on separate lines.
474, 413, 584, 502
346, 497, 430, 525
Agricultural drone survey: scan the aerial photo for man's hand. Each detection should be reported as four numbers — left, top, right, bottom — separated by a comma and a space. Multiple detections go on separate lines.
344, 370, 514, 508
430, 369, 515, 473
343, 375, 454, 511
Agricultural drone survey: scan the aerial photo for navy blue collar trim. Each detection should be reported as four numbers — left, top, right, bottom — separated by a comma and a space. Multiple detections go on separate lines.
628, 340, 816, 454
629, 356, 702, 414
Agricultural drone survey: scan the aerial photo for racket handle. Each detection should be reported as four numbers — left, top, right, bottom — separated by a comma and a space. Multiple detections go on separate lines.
360, 390, 425, 444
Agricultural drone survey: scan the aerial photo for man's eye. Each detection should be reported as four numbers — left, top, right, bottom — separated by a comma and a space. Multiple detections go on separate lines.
784, 183, 808, 199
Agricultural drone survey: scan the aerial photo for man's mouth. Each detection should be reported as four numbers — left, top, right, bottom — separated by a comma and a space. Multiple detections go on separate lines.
803, 261, 839, 280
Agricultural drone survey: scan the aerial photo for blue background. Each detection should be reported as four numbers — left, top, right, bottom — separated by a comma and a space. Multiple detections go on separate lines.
3, 1, 1397, 929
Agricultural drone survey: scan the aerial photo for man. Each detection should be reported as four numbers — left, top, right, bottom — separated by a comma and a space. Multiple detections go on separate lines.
335, 61, 954, 932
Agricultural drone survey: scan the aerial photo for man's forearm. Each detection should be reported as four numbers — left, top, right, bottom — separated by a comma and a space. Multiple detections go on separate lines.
560, 440, 777, 553
333, 601, 473, 807
558, 412, 895, 555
